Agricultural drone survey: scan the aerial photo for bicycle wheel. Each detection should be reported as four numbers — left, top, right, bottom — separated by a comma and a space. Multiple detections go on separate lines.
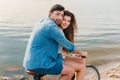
85, 65, 100, 80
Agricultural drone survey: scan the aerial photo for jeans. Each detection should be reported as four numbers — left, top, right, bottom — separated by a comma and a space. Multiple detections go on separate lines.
31, 59, 63, 80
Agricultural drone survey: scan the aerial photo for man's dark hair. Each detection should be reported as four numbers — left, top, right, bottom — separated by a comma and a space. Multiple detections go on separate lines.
49, 4, 65, 13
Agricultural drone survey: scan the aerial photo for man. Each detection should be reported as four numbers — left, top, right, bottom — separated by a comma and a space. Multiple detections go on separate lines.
23, 4, 87, 80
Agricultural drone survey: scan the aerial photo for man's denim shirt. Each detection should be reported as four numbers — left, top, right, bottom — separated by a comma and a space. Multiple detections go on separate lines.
23, 18, 76, 69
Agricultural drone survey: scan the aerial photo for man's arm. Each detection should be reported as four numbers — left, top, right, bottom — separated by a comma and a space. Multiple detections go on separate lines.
49, 25, 76, 52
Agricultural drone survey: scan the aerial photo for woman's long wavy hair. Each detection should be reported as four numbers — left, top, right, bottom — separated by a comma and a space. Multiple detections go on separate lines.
62, 10, 77, 54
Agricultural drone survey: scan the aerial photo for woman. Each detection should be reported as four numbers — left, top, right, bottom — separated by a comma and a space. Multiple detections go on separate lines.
24, 4, 87, 80
58, 10, 87, 80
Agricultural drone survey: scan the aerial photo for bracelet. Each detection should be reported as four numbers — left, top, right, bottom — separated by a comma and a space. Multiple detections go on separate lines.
72, 54, 80, 57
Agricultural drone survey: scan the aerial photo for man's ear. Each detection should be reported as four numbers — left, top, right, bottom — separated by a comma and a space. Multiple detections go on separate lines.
49, 11, 52, 17
49, 13, 51, 16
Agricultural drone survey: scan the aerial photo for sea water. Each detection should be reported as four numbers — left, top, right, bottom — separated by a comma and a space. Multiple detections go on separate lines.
0, 0, 120, 77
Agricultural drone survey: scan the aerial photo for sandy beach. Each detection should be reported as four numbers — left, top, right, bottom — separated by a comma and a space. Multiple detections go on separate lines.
101, 65, 120, 80
100, 62, 120, 80
0, 64, 120, 80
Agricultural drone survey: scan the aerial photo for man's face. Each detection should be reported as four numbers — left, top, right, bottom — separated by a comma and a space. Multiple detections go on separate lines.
50, 10, 64, 25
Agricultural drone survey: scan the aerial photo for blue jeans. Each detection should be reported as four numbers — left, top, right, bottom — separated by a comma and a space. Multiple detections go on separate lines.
30, 59, 63, 80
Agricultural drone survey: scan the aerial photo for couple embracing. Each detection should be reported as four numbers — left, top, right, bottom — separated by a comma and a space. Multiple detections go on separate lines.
23, 4, 88, 80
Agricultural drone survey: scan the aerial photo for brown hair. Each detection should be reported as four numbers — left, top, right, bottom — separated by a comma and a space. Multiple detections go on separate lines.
49, 4, 65, 13
62, 10, 77, 54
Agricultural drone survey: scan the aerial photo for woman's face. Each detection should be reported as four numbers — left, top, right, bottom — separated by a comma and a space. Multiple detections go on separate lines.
61, 15, 71, 30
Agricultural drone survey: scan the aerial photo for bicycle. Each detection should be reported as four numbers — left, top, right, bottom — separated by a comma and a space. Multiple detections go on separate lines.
25, 65, 100, 80
85, 65, 100, 80
25, 64, 100, 80
71, 65, 100, 80
25, 55, 100, 80
70, 54, 100, 80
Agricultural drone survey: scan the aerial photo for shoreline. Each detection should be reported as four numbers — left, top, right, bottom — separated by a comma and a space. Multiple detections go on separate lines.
93, 60, 120, 80
98, 61, 120, 73
0, 62, 120, 80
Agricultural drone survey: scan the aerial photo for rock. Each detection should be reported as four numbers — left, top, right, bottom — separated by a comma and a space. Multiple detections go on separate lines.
0, 75, 28, 80
110, 75, 120, 78
2, 76, 11, 80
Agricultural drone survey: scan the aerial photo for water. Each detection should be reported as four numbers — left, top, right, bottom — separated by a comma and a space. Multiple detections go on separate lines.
0, 0, 120, 77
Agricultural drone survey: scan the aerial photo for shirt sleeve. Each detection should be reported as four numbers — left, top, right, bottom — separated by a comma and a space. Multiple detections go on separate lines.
49, 25, 76, 52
